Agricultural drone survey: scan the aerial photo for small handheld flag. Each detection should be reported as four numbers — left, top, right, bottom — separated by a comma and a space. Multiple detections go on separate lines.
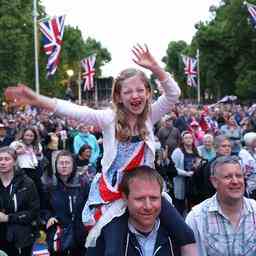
39, 15, 65, 77
81, 55, 96, 91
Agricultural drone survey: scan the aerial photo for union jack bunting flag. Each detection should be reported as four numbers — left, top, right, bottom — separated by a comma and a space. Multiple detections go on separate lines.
181, 54, 197, 87
39, 15, 65, 77
246, 2, 256, 28
81, 54, 96, 91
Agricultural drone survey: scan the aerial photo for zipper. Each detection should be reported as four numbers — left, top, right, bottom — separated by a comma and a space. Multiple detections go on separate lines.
153, 246, 162, 256
134, 246, 143, 256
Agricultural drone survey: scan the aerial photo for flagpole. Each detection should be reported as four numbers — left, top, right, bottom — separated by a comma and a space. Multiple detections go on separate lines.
78, 70, 82, 105
197, 49, 200, 105
95, 78, 98, 108
33, 0, 40, 94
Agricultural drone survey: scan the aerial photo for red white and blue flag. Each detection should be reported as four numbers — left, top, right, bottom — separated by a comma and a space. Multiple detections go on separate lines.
39, 15, 65, 77
81, 55, 96, 91
182, 55, 197, 87
246, 2, 256, 28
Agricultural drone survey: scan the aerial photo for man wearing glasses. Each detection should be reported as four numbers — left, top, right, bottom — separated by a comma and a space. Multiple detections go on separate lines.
186, 155, 256, 256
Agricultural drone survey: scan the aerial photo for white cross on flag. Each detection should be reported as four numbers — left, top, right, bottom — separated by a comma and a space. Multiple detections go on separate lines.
181, 54, 197, 87
81, 54, 96, 91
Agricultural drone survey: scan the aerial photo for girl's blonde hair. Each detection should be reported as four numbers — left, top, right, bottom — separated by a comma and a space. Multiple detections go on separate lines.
112, 68, 151, 142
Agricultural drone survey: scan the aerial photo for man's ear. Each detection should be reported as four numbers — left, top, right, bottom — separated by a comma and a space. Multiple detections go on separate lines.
210, 176, 218, 190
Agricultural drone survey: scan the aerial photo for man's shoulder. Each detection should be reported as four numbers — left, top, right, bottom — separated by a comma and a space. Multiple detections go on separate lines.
244, 197, 256, 211
102, 212, 129, 234
186, 196, 214, 219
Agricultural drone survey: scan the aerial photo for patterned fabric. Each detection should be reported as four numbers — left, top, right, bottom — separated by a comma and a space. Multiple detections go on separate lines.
39, 16, 65, 77
186, 195, 256, 256
246, 2, 256, 29
181, 54, 197, 87
82, 139, 146, 229
81, 55, 96, 91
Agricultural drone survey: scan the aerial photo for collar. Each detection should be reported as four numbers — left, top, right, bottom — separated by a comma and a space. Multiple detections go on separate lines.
128, 218, 160, 238
208, 194, 253, 217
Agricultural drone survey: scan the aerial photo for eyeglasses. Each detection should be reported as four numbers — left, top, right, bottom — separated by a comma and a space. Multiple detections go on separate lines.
210, 155, 242, 176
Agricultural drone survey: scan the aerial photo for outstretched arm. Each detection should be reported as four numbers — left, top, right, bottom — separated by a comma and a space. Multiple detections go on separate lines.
132, 44, 168, 81
5, 84, 57, 112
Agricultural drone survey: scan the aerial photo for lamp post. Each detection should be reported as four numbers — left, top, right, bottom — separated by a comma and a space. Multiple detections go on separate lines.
33, 0, 40, 94
66, 69, 74, 100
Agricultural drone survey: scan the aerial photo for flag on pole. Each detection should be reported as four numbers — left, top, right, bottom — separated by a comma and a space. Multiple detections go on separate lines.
39, 15, 65, 77
81, 54, 96, 91
181, 55, 197, 87
245, 2, 256, 28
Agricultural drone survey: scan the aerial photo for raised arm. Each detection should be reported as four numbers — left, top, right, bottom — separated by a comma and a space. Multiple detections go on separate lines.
132, 45, 181, 124
5, 84, 57, 112
132, 44, 168, 82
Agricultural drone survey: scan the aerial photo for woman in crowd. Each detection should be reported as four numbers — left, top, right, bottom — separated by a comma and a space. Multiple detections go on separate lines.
197, 133, 216, 161
0, 147, 40, 256
9, 127, 44, 201
220, 115, 242, 155
41, 150, 89, 256
5, 45, 196, 253
171, 130, 201, 215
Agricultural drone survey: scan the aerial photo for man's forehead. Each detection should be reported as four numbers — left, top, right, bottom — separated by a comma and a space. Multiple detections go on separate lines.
216, 163, 242, 175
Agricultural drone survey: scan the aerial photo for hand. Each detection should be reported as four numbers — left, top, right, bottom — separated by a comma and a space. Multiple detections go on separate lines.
132, 44, 158, 70
5, 84, 38, 107
186, 171, 194, 177
46, 217, 58, 229
0, 212, 9, 223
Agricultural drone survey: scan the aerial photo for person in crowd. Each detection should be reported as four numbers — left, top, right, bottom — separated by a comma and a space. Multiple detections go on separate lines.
171, 130, 201, 215
189, 119, 205, 146
5, 44, 188, 248
193, 135, 232, 203
75, 144, 97, 183
0, 147, 40, 256
9, 127, 44, 201
197, 133, 216, 161
174, 107, 190, 132
220, 115, 242, 155
73, 124, 100, 167
239, 132, 256, 198
157, 114, 181, 154
186, 155, 256, 256
6, 119, 17, 139
86, 165, 197, 256
41, 150, 89, 256
0, 123, 14, 148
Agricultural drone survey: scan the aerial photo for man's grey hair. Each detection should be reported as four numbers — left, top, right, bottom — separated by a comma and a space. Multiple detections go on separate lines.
210, 155, 243, 176
214, 135, 229, 149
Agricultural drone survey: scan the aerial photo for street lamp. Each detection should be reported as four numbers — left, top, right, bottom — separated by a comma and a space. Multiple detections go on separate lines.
66, 69, 74, 100
66, 69, 74, 78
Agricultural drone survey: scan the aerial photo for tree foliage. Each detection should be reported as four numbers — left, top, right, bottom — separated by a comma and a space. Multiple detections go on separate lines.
164, 0, 256, 101
0, 0, 111, 98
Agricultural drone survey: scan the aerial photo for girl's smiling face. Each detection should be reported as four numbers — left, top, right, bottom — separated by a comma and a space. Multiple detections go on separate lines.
119, 75, 150, 118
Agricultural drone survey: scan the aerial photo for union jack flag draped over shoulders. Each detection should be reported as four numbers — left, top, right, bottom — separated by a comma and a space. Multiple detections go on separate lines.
245, 2, 256, 29
81, 54, 96, 91
181, 54, 197, 87
39, 15, 65, 77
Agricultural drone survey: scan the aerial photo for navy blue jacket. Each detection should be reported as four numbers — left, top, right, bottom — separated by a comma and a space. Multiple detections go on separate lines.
86, 212, 178, 256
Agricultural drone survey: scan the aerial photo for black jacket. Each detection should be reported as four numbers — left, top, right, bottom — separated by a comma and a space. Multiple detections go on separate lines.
41, 172, 89, 248
86, 212, 178, 256
0, 170, 40, 248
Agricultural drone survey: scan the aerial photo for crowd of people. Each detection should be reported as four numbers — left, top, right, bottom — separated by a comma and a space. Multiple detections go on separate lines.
1, 45, 256, 255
